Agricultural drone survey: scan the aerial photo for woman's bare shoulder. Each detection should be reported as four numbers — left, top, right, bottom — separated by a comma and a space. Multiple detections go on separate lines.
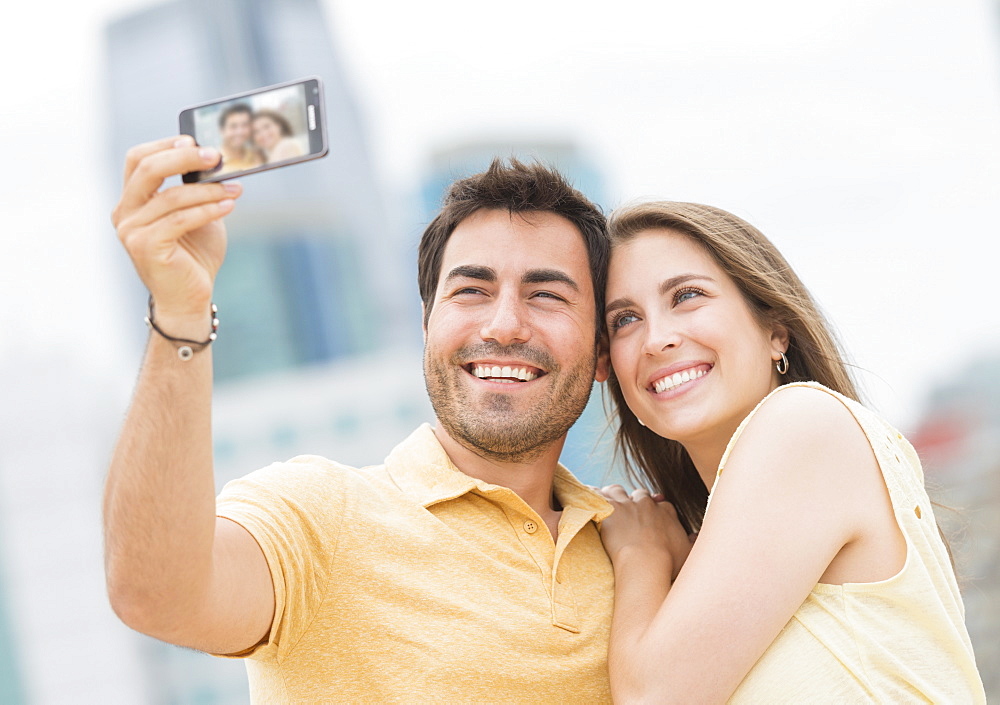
726, 384, 876, 487
754, 384, 864, 442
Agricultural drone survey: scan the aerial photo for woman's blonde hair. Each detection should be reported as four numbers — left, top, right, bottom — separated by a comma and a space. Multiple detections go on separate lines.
606, 201, 860, 533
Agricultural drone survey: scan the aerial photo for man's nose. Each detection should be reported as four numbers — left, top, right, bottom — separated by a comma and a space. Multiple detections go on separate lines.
480, 294, 531, 346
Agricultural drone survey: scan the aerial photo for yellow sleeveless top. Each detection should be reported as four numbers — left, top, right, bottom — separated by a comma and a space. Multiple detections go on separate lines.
708, 382, 986, 704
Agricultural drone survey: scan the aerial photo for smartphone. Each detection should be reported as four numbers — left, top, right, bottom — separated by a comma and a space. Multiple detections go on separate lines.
179, 76, 328, 183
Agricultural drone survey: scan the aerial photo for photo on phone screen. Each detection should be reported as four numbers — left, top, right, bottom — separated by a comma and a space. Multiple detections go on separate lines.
179, 77, 328, 183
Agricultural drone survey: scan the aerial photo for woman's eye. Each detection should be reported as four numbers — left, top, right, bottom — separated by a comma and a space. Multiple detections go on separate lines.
610, 312, 639, 330
674, 287, 704, 304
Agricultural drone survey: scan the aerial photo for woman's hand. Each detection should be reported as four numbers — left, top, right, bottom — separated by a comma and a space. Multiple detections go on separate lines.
599, 485, 693, 581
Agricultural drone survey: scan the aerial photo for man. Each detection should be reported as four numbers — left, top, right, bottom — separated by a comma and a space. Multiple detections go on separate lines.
106, 136, 614, 702
216, 103, 262, 174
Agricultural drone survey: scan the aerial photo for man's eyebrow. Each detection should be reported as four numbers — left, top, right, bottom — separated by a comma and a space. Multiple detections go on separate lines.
444, 265, 497, 284
605, 274, 715, 315
522, 268, 579, 292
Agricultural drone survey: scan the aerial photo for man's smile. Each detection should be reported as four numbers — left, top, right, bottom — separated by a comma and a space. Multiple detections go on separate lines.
466, 363, 543, 383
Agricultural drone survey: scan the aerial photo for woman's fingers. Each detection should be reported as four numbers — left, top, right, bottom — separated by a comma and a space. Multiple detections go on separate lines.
601, 484, 661, 504
631, 487, 652, 502
601, 484, 632, 501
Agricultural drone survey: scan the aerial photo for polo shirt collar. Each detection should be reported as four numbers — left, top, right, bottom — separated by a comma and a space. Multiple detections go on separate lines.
385, 424, 612, 520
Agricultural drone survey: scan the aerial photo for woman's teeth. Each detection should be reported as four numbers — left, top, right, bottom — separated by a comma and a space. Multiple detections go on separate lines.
653, 367, 706, 394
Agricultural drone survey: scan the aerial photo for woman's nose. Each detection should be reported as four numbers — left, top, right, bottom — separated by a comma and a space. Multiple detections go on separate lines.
641, 315, 681, 356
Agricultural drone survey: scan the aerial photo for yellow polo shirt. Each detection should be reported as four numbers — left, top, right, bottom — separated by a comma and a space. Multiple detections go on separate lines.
216, 424, 615, 703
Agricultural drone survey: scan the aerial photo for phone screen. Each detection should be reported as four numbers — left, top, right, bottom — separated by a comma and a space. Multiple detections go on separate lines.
179, 77, 328, 183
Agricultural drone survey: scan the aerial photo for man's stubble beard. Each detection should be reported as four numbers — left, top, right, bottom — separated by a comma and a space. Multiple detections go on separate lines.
424, 342, 597, 464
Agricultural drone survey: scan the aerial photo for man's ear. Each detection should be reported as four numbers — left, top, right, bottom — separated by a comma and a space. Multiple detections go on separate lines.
594, 333, 610, 383
421, 302, 428, 343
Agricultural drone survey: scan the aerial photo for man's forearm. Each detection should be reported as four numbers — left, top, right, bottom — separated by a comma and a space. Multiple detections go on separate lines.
104, 331, 218, 636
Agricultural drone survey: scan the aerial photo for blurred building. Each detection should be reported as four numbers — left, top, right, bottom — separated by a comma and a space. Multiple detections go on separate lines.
0, 536, 26, 703
106, 0, 409, 378
419, 140, 607, 223
909, 351, 1000, 701
0, 352, 146, 705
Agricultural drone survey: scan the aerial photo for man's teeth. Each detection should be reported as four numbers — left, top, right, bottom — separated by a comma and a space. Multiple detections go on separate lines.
653, 368, 706, 393
471, 364, 538, 382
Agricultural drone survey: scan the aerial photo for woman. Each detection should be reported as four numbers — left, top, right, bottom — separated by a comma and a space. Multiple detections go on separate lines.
252, 109, 305, 164
599, 201, 985, 703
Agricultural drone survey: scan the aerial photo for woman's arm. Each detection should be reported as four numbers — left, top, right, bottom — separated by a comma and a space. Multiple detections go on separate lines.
600, 487, 693, 671
601, 385, 894, 703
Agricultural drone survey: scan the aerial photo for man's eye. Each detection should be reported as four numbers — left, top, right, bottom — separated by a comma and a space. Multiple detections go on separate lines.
533, 291, 564, 301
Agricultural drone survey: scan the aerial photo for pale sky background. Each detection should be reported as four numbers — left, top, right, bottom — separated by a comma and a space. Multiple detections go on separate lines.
1, 0, 999, 429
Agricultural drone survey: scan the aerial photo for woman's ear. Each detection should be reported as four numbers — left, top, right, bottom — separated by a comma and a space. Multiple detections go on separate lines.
769, 322, 790, 358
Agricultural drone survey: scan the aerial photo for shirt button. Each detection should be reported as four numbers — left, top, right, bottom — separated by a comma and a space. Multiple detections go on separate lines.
523, 520, 538, 534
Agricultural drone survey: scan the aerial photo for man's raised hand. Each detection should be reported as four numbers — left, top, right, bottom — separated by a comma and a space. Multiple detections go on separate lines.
112, 135, 240, 339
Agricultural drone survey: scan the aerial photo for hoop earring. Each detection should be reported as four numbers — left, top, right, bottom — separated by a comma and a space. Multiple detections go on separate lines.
636, 415, 646, 428
776, 351, 789, 375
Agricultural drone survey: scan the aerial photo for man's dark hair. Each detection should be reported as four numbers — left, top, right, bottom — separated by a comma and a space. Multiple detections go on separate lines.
218, 103, 252, 129
418, 158, 608, 337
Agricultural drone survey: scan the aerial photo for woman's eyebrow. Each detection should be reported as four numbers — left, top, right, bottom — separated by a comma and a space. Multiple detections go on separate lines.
605, 296, 635, 315
658, 273, 715, 295
605, 274, 717, 314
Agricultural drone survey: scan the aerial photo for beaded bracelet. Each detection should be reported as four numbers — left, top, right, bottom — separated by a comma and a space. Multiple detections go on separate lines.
144, 295, 219, 361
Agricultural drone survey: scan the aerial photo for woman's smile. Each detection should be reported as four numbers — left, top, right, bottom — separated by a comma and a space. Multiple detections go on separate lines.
606, 228, 784, 457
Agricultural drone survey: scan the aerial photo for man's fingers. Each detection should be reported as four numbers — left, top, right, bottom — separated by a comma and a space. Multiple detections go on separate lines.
115, 144, 222, 226
122, 135, 194, 184
122, 182, 243, 233
123, 200, 234, 256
